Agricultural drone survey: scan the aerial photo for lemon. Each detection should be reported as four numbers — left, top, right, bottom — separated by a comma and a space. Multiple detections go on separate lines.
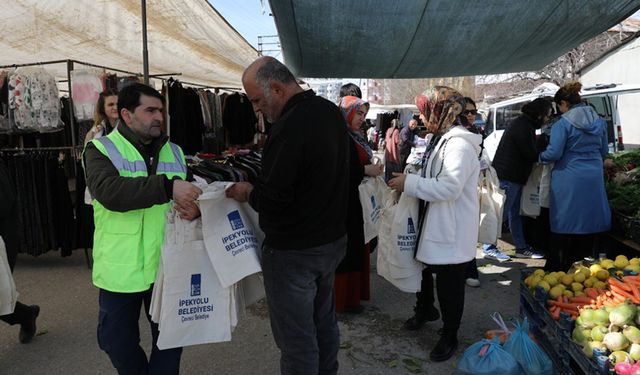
563, 290, 574, 298
574, 291, 586, 297
549, 285, 564, 300
590, 264, 603, 276
630, 257, 640, 266
614, 257, 630, 269
556, 271, 567, 278
584, 278, 594, 288
544, 274, 559, 287
574, 273, 586, 283
561, 274, 574, 286
594, 281, 607, 289
596, 270, 610, 281
538, 280, 551, 292
601, 259, 615, 270
533, 269, 545, 278
571, 282, 584, 292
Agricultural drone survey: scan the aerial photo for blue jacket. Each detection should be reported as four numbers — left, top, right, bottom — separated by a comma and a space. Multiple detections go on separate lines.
540, 103, 611, 234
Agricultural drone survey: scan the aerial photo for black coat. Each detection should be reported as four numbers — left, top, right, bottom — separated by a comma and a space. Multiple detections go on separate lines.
337, 139, 366, 273
0, 158, 18, 270
491, 114, 540, 185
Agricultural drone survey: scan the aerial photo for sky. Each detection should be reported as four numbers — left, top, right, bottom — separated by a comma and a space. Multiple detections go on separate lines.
208, 0, 279, 56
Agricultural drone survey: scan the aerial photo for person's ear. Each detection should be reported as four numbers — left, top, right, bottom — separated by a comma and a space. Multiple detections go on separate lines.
121, 108, 132, 124
269, 81, 284, 97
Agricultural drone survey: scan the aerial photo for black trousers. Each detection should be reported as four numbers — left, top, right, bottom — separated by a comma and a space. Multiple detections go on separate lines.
415, 261, 470, 333
544, 232, 599, 272
97, 288, 182, 375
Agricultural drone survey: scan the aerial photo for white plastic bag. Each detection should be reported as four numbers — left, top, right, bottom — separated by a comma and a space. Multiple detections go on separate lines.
359, 176, 387, 243
199, 187, 262, 288
388, 193, 424, 276
520, 164, 543, 218
478, 167, 506, 244
538, 163, 553, 208
155, 208, 232, 349
0, 236, 18, 316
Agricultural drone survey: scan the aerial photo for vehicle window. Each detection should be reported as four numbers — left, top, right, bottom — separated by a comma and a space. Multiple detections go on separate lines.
583, 96, 614, 143
486, 111, 494, 136
496, 102, 525, 131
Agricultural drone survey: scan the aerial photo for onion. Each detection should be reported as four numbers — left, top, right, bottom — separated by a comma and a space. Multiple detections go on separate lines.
580, 308, 597, 329
610, 301, 637, 327
592, 325, 608, 342
630, 343, 640, 361
605, 332, 630, 351
625, 326, 640, 344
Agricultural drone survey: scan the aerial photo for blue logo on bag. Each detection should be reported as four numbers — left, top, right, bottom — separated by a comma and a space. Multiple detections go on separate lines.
407, 218, 415, 234
227, 210, 244, 230
370, 195, 376, 209
190, 274, 201, 296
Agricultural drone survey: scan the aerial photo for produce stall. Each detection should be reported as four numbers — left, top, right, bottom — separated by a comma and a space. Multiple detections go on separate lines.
606, 149, 640, 250
522, 255, 640, 374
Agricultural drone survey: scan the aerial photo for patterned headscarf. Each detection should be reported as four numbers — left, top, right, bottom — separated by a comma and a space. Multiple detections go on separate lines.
339, 95, 373, 160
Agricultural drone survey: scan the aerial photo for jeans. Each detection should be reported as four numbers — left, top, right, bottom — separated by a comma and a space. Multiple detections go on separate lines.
414, 262, 469, 333
262, 236, 347, 375
500, 180, 527, 249
97, 288, 182, 375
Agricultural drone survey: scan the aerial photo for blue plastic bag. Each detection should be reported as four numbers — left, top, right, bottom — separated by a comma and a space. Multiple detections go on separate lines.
503, 317, 554, 375
455, 337, 520, 375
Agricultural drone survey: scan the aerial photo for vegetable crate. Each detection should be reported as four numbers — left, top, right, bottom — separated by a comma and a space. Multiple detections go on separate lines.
520, 270, 610, 375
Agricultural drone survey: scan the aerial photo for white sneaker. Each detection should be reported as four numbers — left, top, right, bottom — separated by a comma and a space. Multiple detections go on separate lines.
466, 278, 480, 287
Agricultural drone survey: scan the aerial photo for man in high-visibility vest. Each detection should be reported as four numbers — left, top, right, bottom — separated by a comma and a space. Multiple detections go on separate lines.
84, 83, 201, 374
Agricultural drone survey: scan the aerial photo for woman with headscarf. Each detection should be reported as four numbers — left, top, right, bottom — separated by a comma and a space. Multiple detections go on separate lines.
335, 96, 383, 313
540, 82, 611, 271
388, 94, 482, 362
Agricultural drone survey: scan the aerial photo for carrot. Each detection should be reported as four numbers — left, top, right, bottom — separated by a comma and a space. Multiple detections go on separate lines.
623, 275, 640, 283
547, 300, 580, 311
610, 285, 640, 303
629, 282, 640, 300
570, 296, 593, 304
609, 277, 632, 292
585, 288, 600, 299
603, 299, 618, 307
551, 307, 561, 321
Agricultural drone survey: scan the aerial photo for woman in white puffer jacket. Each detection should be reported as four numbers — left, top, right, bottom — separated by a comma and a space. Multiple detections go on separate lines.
388, 94, 482, 363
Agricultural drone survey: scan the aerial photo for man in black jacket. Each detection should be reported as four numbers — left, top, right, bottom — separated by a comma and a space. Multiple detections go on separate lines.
490, 98, 552, 259
0, 158, 40, 344
226, 56, 349, 375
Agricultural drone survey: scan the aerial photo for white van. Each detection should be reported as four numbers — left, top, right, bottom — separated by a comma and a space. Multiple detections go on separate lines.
483, 83, 640, 160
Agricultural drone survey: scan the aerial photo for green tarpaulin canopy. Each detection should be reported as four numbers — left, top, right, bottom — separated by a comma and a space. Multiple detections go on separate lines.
269, 0, 640, 78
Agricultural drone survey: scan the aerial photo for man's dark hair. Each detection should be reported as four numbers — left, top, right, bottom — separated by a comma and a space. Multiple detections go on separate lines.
340, 83, 362, 99
255, 58, 297, 91
117, 83, 164, 122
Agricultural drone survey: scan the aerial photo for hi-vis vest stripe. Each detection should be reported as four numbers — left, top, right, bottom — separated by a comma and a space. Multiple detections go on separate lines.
96, 137, 187, 175
90, 129, 187, 293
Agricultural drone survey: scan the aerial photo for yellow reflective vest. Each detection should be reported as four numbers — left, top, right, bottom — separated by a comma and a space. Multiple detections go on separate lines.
89, 129, 186, 292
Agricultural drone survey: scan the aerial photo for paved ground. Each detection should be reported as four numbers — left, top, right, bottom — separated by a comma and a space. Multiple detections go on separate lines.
0, 239, 542, 375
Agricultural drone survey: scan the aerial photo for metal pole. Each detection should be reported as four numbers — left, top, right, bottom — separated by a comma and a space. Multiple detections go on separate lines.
141, 0, 149, 84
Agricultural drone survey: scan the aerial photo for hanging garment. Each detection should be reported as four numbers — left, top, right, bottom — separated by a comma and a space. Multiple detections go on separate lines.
8, 67, 62, 132
71, 69, 105, 121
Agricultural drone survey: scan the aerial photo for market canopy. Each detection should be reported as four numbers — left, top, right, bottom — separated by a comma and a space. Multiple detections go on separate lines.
269, 0, 640, 78
0, 0, 258, 87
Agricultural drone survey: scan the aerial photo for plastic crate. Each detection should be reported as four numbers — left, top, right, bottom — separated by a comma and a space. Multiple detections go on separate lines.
629, 218, 640, 242
611, 210, 634, 239
520, 270, 611, 375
